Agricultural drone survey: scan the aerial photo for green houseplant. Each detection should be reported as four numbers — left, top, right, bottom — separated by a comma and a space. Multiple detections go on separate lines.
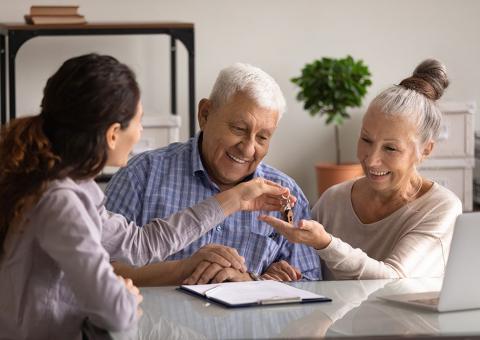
291, 55, 372, 195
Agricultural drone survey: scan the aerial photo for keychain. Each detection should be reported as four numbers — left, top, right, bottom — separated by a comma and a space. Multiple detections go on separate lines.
281, 194, 294, 224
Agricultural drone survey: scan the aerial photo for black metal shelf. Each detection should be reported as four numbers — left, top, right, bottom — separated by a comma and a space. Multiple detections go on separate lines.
0, 22, 196, 136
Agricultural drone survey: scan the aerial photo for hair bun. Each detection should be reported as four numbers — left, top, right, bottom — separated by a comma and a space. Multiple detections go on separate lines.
399, 59, 449, 101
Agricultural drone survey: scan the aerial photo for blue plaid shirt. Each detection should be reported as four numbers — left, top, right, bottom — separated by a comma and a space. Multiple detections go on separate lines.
105, 133, 321, 280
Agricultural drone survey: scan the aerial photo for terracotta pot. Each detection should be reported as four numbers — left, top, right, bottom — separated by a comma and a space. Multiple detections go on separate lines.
315, 163, 364, 197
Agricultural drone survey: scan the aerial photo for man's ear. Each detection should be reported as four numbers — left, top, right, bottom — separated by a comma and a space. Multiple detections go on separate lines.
198, 98, 212, 130
105, 122, 122, 150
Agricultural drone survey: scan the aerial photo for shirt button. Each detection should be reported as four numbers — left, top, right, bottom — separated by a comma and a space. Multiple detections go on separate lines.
216, 225, 222, 231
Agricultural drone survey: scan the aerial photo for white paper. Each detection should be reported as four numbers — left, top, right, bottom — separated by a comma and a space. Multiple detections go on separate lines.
181, 280, 327, 305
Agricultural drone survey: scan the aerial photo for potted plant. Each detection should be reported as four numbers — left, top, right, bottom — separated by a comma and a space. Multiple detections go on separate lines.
291, 55, 372, 196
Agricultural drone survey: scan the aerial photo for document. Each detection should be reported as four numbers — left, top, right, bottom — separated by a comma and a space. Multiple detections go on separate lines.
178, 280, 331, 308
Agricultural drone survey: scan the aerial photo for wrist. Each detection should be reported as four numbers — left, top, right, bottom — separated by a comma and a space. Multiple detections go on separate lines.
112, 261, 135, 279
314, 233, 332, 250
248, 271, 261, 281
215, 187, 242, 216
176, 259, 191, 282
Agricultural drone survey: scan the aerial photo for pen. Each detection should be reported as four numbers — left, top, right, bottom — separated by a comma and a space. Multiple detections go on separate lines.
259, 296, 302, 305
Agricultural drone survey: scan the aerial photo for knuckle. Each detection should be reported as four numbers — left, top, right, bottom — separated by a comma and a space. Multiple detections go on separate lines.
189, 272, 200, 280
200, 273, 211, 282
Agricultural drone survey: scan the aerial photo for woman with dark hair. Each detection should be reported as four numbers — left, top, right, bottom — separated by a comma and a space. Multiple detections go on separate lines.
0, 53, 293, 339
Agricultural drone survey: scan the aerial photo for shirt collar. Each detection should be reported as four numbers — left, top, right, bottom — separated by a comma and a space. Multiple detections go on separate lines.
191, 132, 207, 176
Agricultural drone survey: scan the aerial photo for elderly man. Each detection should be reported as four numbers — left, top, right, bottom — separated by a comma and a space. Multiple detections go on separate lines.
105, 63, 321, 283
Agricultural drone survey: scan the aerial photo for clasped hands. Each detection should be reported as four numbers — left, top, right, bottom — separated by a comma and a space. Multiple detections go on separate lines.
182, 244, 302, 284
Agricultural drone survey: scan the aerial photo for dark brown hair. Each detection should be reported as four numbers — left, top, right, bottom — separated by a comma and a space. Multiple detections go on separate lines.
0, 53, 140, 252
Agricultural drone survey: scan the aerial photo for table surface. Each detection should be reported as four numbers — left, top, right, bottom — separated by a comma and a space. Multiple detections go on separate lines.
111, 278, 480, 339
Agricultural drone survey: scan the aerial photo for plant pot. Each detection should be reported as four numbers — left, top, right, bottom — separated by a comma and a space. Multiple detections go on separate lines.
315, 163, 364, 197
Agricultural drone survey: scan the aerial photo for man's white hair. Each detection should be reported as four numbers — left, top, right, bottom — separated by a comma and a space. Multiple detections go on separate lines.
209, 63, 286, 118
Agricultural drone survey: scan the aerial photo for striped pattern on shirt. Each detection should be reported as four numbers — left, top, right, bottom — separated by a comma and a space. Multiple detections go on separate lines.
105, 133, 321, 280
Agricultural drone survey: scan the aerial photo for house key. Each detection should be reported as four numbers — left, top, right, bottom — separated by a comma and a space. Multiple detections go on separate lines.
282, 194, 294, 224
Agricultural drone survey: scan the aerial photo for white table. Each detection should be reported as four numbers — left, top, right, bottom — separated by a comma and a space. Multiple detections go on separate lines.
113, 278, 480, 339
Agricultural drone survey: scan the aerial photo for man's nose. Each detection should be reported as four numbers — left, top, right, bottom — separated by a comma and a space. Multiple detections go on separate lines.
238, 137, 256, 158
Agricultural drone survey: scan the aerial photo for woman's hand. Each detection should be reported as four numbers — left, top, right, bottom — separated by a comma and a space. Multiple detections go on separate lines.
258, 215, 332, 250
216, 177, 296, 216
119, 276, 143, 318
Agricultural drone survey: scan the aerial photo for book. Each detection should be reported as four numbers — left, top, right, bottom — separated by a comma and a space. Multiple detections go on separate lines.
30, 5, 79, 16
178, 280, 331, 308
24, 14, 86, 25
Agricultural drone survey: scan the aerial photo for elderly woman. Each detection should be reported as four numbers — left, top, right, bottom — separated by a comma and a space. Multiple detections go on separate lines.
261, 59, 462, 280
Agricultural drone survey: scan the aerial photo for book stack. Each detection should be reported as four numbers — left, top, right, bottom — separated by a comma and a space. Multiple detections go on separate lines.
24, 5, 86, 25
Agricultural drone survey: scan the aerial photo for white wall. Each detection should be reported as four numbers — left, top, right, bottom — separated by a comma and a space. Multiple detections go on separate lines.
2, 0, 480, 203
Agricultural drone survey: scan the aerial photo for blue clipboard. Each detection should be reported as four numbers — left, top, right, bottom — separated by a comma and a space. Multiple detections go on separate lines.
177, 280, 332, 308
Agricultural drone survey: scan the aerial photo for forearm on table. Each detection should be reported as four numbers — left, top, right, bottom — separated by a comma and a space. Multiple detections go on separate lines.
111, 260, 188, 286
318, 236, 400, 279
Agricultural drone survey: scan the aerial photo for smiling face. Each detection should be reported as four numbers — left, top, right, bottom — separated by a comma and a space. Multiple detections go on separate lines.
198, 92, 279, 190
357, 105, 428, 196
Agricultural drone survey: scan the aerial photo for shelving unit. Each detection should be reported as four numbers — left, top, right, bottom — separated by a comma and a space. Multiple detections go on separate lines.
0, 22, 196, 136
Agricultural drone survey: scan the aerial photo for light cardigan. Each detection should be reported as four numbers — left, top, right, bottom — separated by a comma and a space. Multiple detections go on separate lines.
312, 180, 462, 280
0, 178, 225, 340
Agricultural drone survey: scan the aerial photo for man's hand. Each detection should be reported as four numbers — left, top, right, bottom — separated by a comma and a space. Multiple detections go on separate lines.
183, 261, 251, 284
180, 244, 247, 282
260, 260, 302, 281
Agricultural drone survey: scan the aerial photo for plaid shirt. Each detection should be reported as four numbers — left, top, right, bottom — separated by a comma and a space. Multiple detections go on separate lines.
105, 133, 321, 280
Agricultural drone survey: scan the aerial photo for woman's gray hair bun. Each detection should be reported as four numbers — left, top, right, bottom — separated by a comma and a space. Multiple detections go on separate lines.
399, 59, 449, 101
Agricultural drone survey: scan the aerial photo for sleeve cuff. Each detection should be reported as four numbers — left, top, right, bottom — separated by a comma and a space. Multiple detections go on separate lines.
315, 235, 342, 262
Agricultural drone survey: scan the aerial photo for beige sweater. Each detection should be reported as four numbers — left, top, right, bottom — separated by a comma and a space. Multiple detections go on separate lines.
312, 180, 462, 280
